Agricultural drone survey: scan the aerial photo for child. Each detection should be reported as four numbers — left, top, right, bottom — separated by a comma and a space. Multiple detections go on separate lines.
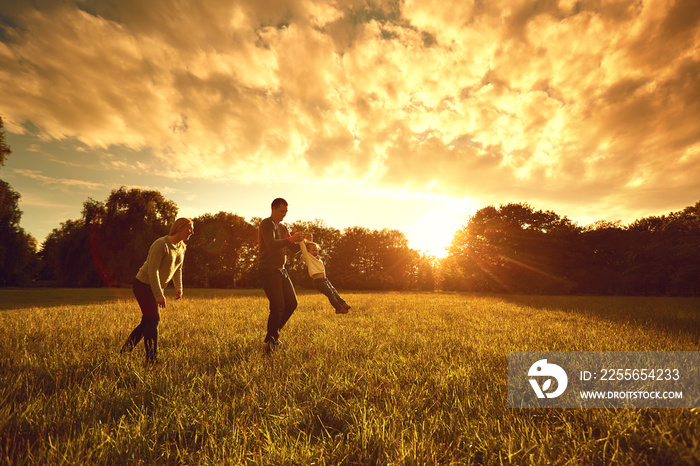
299, 234, 351, 314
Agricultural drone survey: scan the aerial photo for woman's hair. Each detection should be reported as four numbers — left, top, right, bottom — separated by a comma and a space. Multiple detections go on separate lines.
169, 218, 193, 236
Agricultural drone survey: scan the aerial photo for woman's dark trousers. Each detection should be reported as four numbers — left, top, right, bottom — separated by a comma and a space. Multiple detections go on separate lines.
122, 279, 160, 363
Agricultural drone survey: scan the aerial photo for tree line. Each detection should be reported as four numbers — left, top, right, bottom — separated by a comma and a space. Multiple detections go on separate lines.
1, 118, 699, 295
2, 181, 698, 295
1, 117, 39, 286
442, 202, 700, 296
27, 187, 435, 291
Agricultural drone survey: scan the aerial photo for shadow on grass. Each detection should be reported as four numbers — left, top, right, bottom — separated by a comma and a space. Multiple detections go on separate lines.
0, 287, 269, 311
495, 294, 700, 345
0, 287, 135, 310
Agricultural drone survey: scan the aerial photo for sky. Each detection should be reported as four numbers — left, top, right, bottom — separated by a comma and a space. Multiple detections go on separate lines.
1, 0, 699, 258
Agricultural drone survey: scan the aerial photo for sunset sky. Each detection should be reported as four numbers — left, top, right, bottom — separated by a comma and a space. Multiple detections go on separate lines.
1, 0, 698, 257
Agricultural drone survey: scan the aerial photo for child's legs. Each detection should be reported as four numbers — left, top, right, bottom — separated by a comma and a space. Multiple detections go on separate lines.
326, 280, 347, 306
314, 278, 343, 309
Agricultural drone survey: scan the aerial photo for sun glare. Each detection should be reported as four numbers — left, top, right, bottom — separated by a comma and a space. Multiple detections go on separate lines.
407, 210, 460, 258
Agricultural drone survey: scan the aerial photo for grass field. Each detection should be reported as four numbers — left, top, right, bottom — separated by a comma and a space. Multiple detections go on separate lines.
1, 288, 699, 464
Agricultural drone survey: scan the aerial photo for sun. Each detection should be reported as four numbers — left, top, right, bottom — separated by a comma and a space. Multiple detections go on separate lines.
405, 209, 460, 258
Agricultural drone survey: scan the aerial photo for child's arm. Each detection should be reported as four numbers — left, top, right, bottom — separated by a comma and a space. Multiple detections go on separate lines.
299, 240, 311, 263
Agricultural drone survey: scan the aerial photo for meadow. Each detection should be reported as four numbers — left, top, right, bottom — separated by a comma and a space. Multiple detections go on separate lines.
1, 288, 699, 465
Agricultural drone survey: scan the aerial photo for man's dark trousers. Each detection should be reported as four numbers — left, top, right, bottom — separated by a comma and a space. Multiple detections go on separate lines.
259, 267, 297, 343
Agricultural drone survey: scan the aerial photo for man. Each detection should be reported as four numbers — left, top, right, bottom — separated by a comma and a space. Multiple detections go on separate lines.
258, 198, 303, 354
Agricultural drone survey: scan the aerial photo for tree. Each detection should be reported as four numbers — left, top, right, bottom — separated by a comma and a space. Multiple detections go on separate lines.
286, 219, 341, 288
443, 201, 700, 296
373, 228, 418, 290
446, 203, 580, 293
414, 253, 437, 291
667, 203, 700, 295
326, 227, 419, 290
186, 212, 257, 288
625, 203, 700, 295
0, 180, 40, 285
578, 221, 627, 294
0, 121, 39, 285
40, 187, 178, 287
327, 226, 375, 289
39, 219, 102, 287
91, 187, 178, 286
0, 116, 10, 166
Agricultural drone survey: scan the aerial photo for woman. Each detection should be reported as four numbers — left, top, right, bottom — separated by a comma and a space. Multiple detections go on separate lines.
120, 218, 194, 364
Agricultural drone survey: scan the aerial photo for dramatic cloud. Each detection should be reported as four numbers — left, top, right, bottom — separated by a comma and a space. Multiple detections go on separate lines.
1, 0, 698, 220
11, 168, 105, 191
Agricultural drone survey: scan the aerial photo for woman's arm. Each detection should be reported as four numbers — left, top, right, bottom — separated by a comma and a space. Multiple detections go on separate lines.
145, 241, 168, 307
174, 256, 184, 299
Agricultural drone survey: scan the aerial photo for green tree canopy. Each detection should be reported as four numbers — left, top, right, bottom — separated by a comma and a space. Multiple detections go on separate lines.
447, 203, 581, 293
0, 181, 39, 286
186, 212, 258, 288
40, 187, 178, 286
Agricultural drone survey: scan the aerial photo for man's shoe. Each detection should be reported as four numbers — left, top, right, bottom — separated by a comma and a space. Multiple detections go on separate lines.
263, 340, 277, 355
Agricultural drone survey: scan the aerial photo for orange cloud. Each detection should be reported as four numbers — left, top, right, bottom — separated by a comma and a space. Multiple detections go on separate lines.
0, 0, 698, 223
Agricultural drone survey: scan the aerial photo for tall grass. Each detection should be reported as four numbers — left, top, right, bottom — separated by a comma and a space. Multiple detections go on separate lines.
1, 289, 698, 464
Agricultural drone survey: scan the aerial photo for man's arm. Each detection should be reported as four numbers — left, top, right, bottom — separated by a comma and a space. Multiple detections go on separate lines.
260, 219, 290, 251
283, 226, 302, 253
